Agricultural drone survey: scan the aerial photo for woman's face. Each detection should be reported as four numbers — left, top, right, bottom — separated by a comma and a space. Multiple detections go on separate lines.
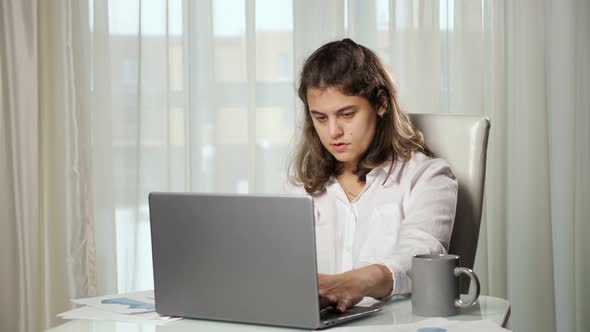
307, 86, 379, 172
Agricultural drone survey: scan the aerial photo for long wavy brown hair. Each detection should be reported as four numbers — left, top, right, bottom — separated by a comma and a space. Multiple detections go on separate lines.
289, 38, 432, 194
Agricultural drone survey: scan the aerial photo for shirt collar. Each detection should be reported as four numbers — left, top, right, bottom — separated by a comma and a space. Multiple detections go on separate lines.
325, 176, 348, 204
326, 155, 407, 191
373, 155, 408, 187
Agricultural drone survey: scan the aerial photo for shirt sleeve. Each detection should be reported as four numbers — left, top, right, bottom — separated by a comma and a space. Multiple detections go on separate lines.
377, 157, 458, 297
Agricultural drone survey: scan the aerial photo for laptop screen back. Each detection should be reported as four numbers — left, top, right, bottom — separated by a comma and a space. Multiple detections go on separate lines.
149, 193, 321, 329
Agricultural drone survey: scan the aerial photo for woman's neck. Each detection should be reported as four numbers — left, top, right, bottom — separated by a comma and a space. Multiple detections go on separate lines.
340, 161, 358, 177
337, 171, 365, 202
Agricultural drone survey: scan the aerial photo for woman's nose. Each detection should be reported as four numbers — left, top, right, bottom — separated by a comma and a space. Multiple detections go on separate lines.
328, 119, 343, 138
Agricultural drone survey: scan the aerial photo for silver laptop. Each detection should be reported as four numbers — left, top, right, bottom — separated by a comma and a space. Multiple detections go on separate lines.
148, 192, 381, 329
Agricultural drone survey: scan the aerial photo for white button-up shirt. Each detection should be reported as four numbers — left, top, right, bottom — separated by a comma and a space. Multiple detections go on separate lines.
287, 152, 458, 296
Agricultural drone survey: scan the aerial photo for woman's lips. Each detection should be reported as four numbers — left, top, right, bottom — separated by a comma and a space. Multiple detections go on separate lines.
331, 143, 349, 152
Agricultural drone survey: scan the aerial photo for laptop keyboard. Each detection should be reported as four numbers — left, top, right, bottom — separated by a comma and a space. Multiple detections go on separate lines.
319, 307, 343, 321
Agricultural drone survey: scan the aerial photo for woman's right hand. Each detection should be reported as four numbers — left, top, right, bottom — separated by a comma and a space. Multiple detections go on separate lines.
318, 264, 392, 312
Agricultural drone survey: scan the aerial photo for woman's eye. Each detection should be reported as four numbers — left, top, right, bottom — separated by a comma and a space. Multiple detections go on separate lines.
342, 112, 354, 118
315, 116, 327, 121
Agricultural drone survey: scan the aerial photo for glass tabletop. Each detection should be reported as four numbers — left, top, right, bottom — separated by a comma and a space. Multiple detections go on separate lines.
46, 295, 511, 332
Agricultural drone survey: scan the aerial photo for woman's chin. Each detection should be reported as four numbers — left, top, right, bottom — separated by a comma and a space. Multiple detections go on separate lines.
333, 155, 358, 168
332, 154, 352, 163
327, 149, 358, 165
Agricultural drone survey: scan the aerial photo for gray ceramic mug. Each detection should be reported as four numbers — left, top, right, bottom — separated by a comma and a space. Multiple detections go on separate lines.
411, 254, 480, 317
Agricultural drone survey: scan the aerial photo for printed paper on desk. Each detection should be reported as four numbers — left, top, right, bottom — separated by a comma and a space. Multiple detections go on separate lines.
58, 306, 181, 326
72, 290, 156, 314
59, 290, 181, 326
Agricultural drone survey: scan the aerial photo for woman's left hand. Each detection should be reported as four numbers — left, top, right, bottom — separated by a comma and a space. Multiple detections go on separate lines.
318, 264, 393, 312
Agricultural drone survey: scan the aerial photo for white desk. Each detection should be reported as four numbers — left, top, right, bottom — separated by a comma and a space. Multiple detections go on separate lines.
47, 295, 510, 332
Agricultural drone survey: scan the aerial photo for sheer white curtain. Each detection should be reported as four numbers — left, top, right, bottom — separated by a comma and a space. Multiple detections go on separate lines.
90, 1, 589, 332
0, 1, 96, 331
92, 0, 299, 293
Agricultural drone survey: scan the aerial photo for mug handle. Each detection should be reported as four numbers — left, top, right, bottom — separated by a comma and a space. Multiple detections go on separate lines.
453, 267, 480, 308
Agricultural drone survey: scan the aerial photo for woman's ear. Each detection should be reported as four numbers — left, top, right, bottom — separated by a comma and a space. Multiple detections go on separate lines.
376, 90, 388, 118
377, 102, 387, 118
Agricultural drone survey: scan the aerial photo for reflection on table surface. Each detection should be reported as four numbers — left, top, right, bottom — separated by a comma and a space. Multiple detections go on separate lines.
47, 295, 511, 332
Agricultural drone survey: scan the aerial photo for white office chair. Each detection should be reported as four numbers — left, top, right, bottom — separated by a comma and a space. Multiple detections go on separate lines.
410, 113, 490, 293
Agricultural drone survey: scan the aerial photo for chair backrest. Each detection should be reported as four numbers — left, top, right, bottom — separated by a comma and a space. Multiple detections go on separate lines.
410, 113, 490, 292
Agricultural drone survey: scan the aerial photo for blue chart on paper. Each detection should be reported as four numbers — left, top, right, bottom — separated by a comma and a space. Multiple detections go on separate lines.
101, 298, 155, 310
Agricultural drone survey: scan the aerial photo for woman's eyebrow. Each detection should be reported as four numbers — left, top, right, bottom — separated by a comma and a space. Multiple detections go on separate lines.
335, 105, 357, 113
309, 105, 357, 115
310, 110, 326, 116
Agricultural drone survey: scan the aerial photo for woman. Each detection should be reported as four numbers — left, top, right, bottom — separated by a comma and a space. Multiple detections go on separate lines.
288, 39, 458, 312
